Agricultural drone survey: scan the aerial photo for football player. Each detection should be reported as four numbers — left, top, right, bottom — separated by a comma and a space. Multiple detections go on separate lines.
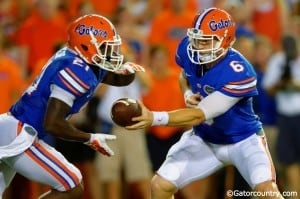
0, 14, 143, 198
127, 8, 283, 199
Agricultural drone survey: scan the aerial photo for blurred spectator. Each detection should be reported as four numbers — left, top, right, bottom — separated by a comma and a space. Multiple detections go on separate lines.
118, 0, 152, 39
287, 0, 300, 16
0, 29, 25, 114
76, 0, 95, 17
0, 53, 25, 114
113, 6, 149, 66
195, 0, 215, 10
161, 0, 197, 13
0, 0, 34, 38
134, 0, 197, 28
120, 0, 148, 20
142, 45, 185, 171
95, 43, 152, 199
27, 1, 95, 85
233, 35, 255, 62
67, 0, 121, 21
286, 15, 300, 37
147, 0, 195, 74
195, 0, 227, 10
13, 0, 68, 76
225, 0, 255, 38
251, 0, 288, 51
0, 25, 28, 199
89, 0, 121, 20
263, 34, 300, 197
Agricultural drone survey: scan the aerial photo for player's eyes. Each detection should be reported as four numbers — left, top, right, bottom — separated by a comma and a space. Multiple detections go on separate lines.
192, 40, 209, 48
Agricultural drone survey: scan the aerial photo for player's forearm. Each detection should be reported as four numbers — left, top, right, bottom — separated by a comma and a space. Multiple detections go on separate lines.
44, 119, 90, 142
43, 98, 91, 142
168, 108, 205, 126
102, 71, 135, 86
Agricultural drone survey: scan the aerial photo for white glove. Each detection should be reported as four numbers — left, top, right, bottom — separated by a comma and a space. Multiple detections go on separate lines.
115, 62, 145, 74
85, 134, 116, 156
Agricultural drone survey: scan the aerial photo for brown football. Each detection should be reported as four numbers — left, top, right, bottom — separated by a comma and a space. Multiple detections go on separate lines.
110, 98, 142, 127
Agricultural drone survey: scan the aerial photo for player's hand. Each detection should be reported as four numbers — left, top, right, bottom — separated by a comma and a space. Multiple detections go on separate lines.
125, 101, 153, 130
184, 90, 202, 108
85, 134, 116, 156
115, 62, 145, 74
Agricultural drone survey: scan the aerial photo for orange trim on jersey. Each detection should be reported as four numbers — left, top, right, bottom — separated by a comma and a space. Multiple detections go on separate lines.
25, 147, 70, 190
34, 141, 80, 185
222, 86, 256, 94
17, 121, 23, 135
228, 77, 255, 85
58, 75, 80, 96
65, 68, 90, 89
260, 136, 276, 182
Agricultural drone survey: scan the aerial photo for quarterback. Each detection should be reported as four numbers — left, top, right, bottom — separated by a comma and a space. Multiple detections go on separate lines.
127, 8, 283, 199
0, 14, 143, 198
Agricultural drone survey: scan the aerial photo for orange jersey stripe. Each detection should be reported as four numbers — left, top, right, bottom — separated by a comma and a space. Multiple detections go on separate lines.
17, 121, 23, 135
222, 86, 256, 94
228, 77, 255, 85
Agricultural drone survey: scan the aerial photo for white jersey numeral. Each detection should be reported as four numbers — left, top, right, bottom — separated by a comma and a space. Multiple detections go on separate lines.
229, 61, 244, 72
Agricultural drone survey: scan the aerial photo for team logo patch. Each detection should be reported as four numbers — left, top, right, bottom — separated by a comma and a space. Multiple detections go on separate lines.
24, 126, 37, 136
75, 24, 108, 38
203, 85, 214, 94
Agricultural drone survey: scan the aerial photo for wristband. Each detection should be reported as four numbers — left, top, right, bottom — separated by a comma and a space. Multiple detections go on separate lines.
84, 134, 94, 144
152, 111, 169, 126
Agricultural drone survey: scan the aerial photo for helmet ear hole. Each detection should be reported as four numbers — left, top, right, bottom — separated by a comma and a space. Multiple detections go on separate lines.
81, 44, 88, 51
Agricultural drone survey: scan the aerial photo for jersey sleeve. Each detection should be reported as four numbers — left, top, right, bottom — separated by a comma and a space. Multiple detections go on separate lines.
175, 37, 189, 69
218, 59, 258, 98
52, 64, 92, 97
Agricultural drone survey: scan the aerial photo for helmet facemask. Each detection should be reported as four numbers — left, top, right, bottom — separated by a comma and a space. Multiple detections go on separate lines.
187, 28, 227, 65
89, 32, 124, 72
74, 31, 124, 72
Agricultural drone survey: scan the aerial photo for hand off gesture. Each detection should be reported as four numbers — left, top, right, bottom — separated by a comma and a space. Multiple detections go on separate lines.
125, 101, 153, 130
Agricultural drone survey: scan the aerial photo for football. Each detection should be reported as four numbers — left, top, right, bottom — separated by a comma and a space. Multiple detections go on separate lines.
110, 98, 142, 127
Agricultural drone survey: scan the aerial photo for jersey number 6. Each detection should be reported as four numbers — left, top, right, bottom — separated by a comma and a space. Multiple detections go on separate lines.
230, 61, 244, 72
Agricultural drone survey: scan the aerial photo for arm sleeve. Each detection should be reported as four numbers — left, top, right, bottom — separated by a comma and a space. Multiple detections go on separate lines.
197, 91, 241, 120
50, 84, 76, 107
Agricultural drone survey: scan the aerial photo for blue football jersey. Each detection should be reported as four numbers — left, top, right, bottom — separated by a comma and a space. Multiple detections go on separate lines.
10, 47, 107, 138
176, 37, 262, 144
